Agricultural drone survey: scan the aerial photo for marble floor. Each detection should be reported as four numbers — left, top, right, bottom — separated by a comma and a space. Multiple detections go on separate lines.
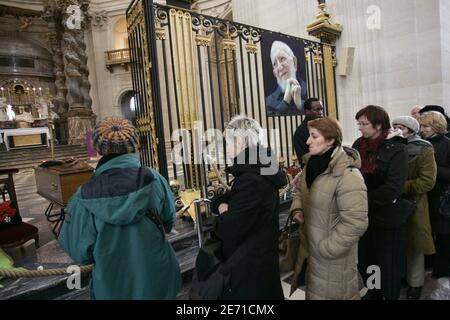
1, 168, 449, 300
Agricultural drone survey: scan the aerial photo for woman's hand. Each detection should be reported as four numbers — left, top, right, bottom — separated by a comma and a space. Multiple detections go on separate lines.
293, 210, 305, 224
218, 203, 229, 214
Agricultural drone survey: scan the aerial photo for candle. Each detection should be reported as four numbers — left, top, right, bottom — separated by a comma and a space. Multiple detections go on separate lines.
39, 87, 42, 96
1, 87, 3, 97
33, 88, 36, 103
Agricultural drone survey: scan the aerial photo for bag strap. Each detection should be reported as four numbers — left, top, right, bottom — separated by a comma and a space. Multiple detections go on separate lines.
146, 209, 166, 242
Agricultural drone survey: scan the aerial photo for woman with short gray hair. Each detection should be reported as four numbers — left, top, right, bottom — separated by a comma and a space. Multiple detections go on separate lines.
209, 115, 287, 299
224, 115, 264, 159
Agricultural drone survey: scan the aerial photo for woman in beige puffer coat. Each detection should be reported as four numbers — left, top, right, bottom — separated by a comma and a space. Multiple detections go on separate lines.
290, 117, 368, 300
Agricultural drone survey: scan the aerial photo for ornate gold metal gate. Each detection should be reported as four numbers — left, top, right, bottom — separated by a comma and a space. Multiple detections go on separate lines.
126, 0, 338, 193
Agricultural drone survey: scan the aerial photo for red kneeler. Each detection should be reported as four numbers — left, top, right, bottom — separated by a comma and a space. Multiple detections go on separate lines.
0, 168, 40, 250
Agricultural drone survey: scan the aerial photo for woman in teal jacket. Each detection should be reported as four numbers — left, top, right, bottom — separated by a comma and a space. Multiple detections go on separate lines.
58, 117, 181, 300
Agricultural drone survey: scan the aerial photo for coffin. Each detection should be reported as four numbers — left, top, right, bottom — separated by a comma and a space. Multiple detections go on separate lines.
34, 160, 94, 206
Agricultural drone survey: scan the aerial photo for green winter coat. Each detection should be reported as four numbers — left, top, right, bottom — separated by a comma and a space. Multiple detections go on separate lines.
403, 140, 437, 254
58, 153, 182, 300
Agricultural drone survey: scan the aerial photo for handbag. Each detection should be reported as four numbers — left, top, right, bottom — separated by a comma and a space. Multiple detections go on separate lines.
190, 234, 230, 300
372, 197, 417, 229
439, 185, 450, 220
190, 232, 251, 300
279, 212, 300, 272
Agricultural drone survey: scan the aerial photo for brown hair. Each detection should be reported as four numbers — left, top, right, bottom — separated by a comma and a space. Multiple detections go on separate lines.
418, 111, 448, 135
307, 117, 343, 147
355, 105, 391, 131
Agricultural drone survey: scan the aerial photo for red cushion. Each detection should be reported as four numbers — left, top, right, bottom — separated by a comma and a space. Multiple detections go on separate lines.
0, 222, 38, 245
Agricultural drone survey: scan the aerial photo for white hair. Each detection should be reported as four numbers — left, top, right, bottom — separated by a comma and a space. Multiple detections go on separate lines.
270, 40, 295, 64
225, 115, 264, 148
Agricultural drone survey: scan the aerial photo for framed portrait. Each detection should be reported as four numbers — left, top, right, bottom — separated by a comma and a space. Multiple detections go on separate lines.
261, 33, 308, 117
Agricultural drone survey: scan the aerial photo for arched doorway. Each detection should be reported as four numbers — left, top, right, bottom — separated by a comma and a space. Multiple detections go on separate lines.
120, 90, 136, 126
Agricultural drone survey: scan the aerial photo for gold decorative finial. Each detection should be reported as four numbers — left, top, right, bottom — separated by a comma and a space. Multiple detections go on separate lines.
307, 1, 342, 45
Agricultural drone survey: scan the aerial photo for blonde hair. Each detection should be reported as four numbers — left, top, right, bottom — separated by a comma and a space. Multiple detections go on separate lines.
418, 111, 448, 135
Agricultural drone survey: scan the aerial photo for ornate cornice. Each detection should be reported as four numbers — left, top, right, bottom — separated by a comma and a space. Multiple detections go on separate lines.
89, 10, 107, 27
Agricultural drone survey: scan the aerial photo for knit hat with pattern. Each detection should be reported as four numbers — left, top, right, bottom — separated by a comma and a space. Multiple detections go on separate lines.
93, 117, 140, 155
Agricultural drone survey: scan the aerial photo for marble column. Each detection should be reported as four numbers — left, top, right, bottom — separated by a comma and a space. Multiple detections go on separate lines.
43, 5, 69, 144
59, 0, 96, 145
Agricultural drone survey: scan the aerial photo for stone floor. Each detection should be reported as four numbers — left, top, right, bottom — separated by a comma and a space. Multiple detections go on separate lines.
1, 168, 449, 300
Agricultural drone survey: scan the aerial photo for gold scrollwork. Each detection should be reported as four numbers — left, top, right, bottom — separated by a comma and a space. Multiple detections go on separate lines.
313, 56, 323, 64
245, 42, 258, 54
155, 27, 166, 40
222, 38, 236, 51
195, 34, 211, 47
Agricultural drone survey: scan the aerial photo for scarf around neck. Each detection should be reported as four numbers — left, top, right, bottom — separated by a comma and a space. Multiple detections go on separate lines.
359, 130, 389, 176
305, 147, 335, 189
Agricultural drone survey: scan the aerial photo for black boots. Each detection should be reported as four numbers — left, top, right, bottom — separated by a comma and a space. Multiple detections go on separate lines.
406, 286, 422, 300
362, 289, 383, 300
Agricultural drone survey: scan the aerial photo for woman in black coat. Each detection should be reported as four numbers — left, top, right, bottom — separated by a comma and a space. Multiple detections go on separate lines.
352, 106, 409, 300
419, 111, 450, 278
211, 115, 287, 300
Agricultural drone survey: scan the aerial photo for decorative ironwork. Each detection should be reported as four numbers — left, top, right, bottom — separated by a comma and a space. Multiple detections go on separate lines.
155, 26, 166, 40
127, 1, 336, 191
126, 0, 161, 170
195, 34, 211, 47
222, 38, 236, 51
245, 41, 258, 54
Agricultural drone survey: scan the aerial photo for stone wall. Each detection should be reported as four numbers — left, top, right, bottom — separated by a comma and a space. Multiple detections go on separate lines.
232, 0, 448, 144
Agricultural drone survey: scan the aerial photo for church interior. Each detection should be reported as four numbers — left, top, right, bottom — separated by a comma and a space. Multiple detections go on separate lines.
0, 0, 449, 300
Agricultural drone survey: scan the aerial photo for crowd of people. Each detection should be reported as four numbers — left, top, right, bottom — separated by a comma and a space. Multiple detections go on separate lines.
290, 102, 450, 300
58, 101, 449, 300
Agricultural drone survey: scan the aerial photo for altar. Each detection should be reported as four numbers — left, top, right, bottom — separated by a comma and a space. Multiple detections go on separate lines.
0, 127, 50, 151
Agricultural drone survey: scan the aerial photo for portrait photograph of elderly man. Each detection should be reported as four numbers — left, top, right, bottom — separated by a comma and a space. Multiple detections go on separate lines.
262, 34, 308, 117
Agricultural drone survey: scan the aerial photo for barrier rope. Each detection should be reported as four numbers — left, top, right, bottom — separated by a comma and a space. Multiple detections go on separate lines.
0, 264, 94, 279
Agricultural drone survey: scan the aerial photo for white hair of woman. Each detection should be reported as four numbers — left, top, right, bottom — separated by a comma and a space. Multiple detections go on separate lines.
225, 115, 264, 148
225, 115, 276, 174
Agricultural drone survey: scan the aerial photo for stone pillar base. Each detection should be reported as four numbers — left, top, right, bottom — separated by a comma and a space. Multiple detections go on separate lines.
67, 108, 97, 145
